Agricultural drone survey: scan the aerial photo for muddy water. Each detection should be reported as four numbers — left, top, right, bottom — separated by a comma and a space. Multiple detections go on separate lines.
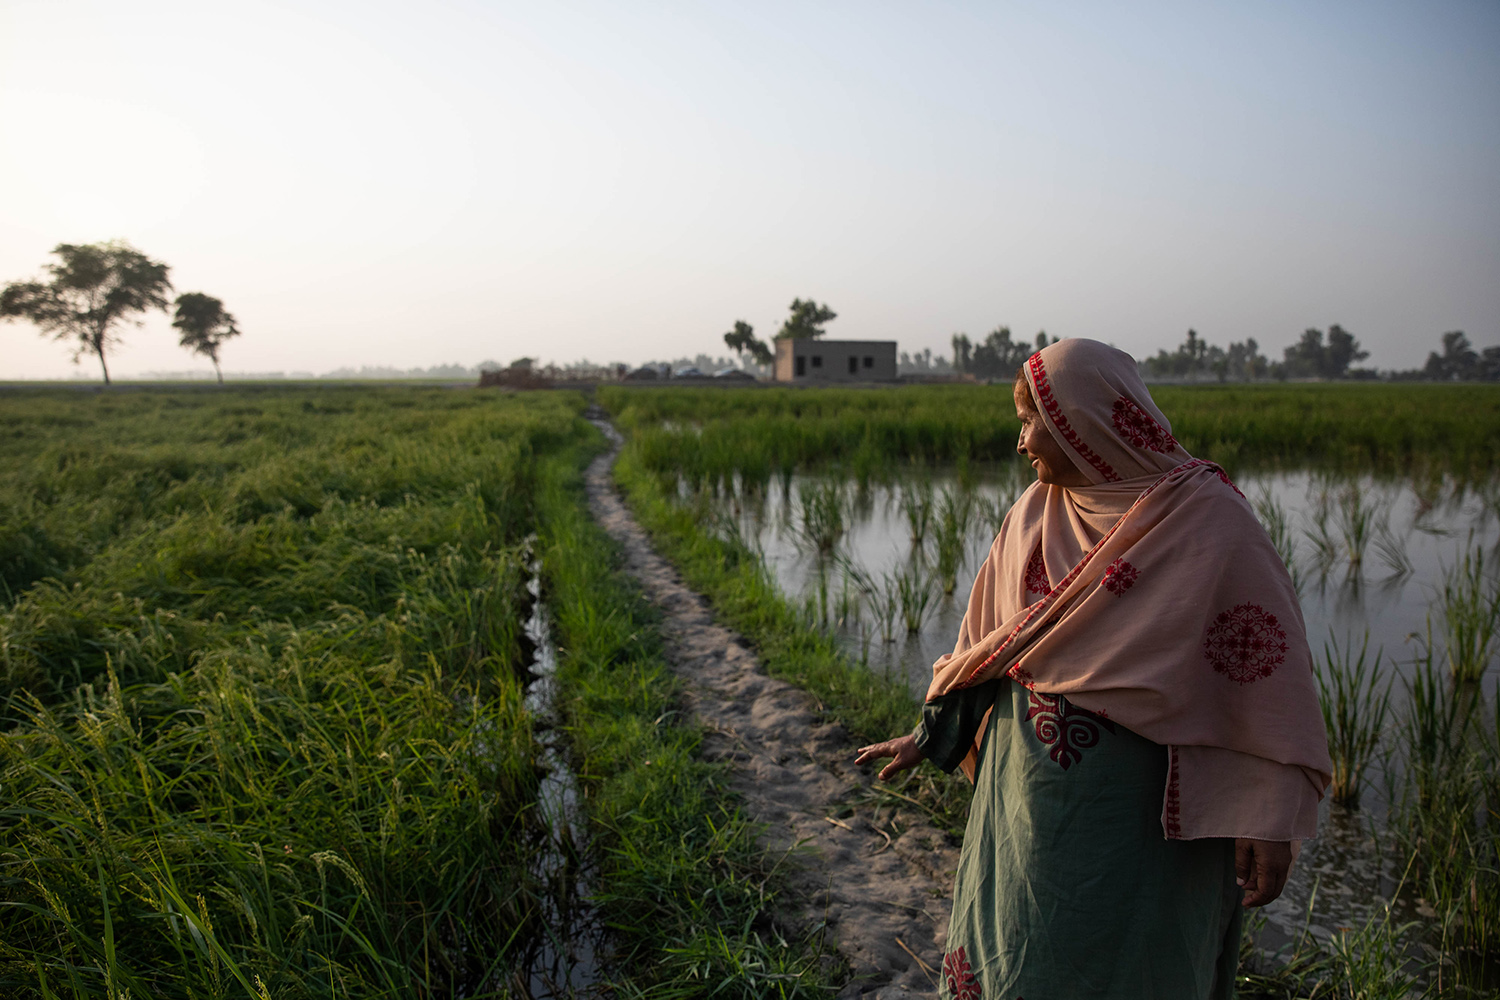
516, 564, 604, 999
707, 461, 1499, 955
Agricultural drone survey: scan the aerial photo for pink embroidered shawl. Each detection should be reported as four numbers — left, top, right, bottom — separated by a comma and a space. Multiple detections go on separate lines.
927, 339, 1331, 841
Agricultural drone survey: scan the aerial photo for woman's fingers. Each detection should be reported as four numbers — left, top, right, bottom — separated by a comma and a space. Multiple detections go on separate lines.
855, 735, 921, 781
853, 739, 899, 766
1235, 838, 1293, 907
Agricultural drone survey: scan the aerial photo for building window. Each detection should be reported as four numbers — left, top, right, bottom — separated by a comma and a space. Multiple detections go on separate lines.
848, 356, 857, 374
796, 356, 806, 377
863, 356, 873, 368
811, 355, 822, 368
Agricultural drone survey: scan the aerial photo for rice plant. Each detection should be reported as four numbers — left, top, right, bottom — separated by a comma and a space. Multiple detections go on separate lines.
974, 494, 1008, 540
602, 383, 1500, 487
1400, 632, 1479, 813
1437, 542, 1500, 682
797, 480, 846, 555
1389, 638, 1499, 988
1335, 485, 1377, 570
933, 487, 974, 595
843, 563, 901, 643
898, 480, 934, 546
1302, 487, 1340, 577
1314, 631, 1393, 808
834, 568, 862, 627
1372, 518, 1414, 578
896, 564, 935, 634
1253, 487, 1302, 595
0, 385, 583, 995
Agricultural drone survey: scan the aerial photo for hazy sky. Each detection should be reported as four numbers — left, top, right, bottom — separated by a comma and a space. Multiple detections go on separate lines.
3, 0, 1497, 378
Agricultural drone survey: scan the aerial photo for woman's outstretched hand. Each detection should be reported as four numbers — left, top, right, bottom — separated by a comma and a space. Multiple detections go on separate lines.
855, 734, 924, 781
1234, 838, 1293, 907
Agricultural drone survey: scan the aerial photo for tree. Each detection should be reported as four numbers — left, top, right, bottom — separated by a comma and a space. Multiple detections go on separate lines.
1280, 328, 1326, 378
723, 319, 772, 366
775, 298, 837, 340
1424, 330, 1479, 380
172, 292, 240, 384
1324, 324, 1368, 377
1, 241, 173, 385
951, 333, 972, 372
971, 327, 1030, 379
1222, 338, 1268, 381
1280, 325, 1367, 379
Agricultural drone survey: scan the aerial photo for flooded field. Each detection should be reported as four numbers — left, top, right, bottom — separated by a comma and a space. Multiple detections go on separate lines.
605, 380, 1500, 991
704, 460, 1500, 966
716, 464, 1499, 702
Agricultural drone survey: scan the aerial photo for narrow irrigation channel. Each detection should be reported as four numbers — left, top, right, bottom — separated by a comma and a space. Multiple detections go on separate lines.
584, 414, 962, 998
515, 549, 606, 998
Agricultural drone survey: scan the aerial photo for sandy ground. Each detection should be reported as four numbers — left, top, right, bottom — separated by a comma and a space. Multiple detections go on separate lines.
585, 416, 961, 999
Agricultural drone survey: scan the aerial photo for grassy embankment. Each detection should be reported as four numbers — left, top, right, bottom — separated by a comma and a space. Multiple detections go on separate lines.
0, 386, 829, 997
599, 381, 1500, 997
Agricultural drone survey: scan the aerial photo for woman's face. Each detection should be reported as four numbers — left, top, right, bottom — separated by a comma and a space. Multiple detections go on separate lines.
1014, 381, 1090, 487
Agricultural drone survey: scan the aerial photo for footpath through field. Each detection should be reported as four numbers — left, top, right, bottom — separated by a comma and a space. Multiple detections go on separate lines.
585, 415, 960, 999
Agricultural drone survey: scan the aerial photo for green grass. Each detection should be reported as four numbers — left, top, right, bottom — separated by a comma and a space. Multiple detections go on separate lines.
610, 443, 977, 838
1315, 632, 1393, 808
1437, 545, 1500, 682
600, 382, 1500, 486
1387, 644, 1500, 985
535, 449, 838, 998
0, 386, 578, 995
0, 384, 849, 997
9, 381, 1494, 995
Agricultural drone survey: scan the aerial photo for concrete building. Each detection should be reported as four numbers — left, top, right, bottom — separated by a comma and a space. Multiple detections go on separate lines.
774, 339, 898, 382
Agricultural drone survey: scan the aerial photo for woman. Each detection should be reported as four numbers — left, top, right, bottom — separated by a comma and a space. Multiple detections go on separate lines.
856, 339, 1331, 999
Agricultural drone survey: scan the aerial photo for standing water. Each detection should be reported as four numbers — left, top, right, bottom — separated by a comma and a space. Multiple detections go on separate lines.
515, 554, 605, 998
702, 461, 1500, 966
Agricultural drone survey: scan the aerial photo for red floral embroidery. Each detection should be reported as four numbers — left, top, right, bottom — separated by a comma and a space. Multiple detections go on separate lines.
1025, 691, 1116, 769
1009, 666, 1036, 690
1203, 603, 1288, 683
943, 946, 981, 999
969, 459, 1190, 683
1100, 557, 1138, 596
1028, 353, 1118, 482
1023, 545, 1050, 596
1164, 745, 1182, 838
1111, 396, 1178, 453
1214, 467, 1246, 499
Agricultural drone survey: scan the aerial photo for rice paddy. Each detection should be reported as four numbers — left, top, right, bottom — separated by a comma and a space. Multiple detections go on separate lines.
5, 380, 1497, 996
603, 380, 1500, 996
0, 386, 829, 998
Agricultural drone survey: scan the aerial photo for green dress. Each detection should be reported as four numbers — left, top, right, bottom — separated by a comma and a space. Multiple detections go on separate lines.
916, 677, 1242, 1000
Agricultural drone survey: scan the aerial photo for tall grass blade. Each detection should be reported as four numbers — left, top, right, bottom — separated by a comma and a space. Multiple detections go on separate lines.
1314, 631, 1393, 807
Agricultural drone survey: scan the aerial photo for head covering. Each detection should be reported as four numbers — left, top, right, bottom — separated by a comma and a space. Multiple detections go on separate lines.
930, 338, 1331, 841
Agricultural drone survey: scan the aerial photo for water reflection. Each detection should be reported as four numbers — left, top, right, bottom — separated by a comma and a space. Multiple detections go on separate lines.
701, 460, 1500, 970
518, 560, 604, 998
715, 462, 1500, 708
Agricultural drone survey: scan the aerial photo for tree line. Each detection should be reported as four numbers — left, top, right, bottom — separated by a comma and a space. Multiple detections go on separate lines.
725, 303, 1497, 383
2, 241, 240, 384
11, 251, 1494, 385
1137, 326, 1371, 381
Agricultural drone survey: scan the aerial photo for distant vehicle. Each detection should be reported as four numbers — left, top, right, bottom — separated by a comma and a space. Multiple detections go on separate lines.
673, 366, 705, 379
624, 366, 660, 381
714, 368, 755, 380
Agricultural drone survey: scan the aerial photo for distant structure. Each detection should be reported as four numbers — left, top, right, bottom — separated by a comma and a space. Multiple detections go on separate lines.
774, 339, 897, 382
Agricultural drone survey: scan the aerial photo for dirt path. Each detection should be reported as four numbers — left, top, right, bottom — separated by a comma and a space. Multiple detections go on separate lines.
584, 417, 961, 999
